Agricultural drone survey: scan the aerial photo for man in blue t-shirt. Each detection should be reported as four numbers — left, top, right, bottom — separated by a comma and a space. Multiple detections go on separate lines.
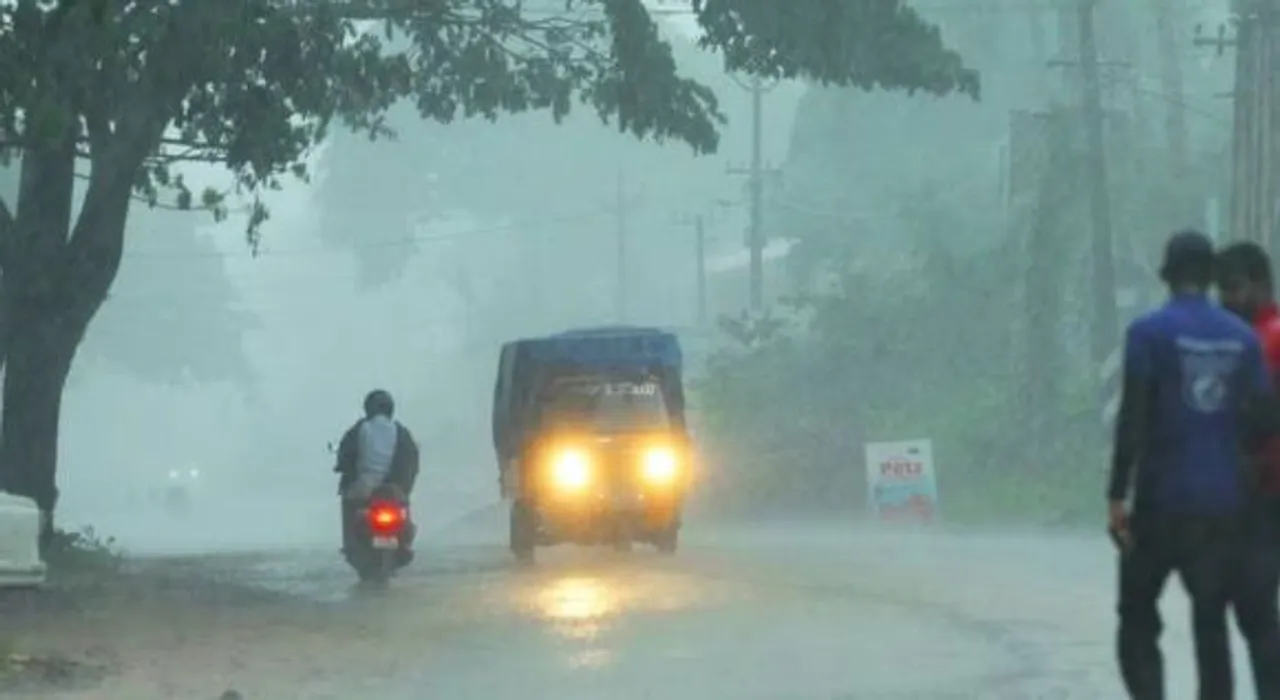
1109, 230, 1275, 700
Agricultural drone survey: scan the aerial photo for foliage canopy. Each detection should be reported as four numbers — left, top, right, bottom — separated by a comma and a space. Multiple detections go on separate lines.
0, 0, 977, 519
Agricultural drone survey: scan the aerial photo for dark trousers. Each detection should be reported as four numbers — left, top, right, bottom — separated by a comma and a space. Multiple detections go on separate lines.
1117, 514, 1244, 700
1230, 506, 1280, 700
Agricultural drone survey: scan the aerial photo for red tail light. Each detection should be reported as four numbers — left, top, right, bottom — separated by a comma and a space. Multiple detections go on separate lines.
367, 501, 405, 535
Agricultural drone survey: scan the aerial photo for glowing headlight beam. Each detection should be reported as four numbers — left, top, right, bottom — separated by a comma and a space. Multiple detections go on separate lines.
552, 449, 592, 489
642, 447, 678, 483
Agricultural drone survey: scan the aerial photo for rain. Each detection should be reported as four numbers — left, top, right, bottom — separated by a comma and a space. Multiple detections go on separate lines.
0, 0, 1265, 698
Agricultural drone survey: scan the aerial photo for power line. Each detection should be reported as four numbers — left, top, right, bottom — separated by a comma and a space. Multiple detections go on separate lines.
123, 172, 743, 261
104, 187, 742, 305
121, 204, 620, 261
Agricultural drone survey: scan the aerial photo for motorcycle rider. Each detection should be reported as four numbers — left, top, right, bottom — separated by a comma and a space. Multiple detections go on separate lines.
334, 389, 420, 560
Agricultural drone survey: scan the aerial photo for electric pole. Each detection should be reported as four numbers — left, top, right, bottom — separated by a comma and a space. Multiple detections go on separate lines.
1152, 0, 1189, 179
1078, 0, 1121, 370
748, 81, 763, 312
727, 77, 781, 313
1195, 1, 1279, 252
1239, 1, 1277, 252
695, 214, 707, 326
615, 168, 628, 323
648, 2, 782, 312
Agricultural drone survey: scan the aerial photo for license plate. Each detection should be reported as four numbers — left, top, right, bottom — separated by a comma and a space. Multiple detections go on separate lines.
371, 536, 398, 550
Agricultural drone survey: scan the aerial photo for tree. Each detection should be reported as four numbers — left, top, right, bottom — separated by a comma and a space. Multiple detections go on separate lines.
312, 29, 739, 289
0, 0, 976, 535
1, 165, 253, 386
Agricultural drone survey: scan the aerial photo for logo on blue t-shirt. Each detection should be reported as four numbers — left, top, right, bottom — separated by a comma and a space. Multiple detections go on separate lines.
1176, 336, 1244, 414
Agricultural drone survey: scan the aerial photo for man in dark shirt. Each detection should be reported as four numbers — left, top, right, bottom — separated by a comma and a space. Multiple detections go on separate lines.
1109, 230, 1273, 700
1216, 240, 1280, 698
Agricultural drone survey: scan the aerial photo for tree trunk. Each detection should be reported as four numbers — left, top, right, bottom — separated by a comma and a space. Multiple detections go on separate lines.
0, 129, 137, 553
0, 308, 78, 548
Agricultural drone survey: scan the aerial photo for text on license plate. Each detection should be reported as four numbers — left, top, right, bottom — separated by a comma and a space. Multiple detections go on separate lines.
371, 536, 398, 549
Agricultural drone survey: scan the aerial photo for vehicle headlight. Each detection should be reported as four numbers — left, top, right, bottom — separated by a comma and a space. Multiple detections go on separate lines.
642, 447, 679, 484
551, 449, 592, 489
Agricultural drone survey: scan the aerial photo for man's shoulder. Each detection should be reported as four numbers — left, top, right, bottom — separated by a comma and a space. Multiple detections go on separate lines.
1134, 303, 1252, 336
1256, 315, 1280, 366
1258, 314, 1280, 343
1213, 304, 1259, 334
395, 422, 417, 442
1127, 308, 1170, 341
1214, 310, 1263, 347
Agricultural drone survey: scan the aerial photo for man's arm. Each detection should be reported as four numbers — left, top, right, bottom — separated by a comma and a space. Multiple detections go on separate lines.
1240, 335, 1279, 450
1108, 323, 1153, 504
389, 424, 420, 495
334, 422, 360, 476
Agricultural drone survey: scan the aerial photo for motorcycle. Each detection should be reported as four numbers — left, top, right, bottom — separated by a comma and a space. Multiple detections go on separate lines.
342, 483, 414, 585
161, 467, 201, 516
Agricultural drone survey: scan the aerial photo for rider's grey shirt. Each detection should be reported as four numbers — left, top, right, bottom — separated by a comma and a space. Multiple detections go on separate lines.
357, 415, 399, 478
344, 415, 398, 501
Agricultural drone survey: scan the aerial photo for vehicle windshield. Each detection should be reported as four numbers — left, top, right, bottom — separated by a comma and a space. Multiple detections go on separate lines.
537, 375, 670, 432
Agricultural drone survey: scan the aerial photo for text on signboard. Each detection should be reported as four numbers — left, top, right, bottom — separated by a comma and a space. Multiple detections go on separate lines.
880, 459, 923, 479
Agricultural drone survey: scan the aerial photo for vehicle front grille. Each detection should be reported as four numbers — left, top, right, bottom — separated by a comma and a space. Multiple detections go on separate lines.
591, 441, 644, 492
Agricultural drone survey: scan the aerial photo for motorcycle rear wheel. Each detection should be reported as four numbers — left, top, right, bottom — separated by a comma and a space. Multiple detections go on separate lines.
356, 549, 395, 586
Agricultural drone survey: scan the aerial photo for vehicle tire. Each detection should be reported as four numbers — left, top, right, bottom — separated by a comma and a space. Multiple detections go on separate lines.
510, 500, 536, 564
611, 522, 633, 553
356, 551, 392, 586
654, 525, 679, 555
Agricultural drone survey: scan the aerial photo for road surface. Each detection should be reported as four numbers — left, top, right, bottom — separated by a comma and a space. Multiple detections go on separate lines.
28, 520, 1260, 699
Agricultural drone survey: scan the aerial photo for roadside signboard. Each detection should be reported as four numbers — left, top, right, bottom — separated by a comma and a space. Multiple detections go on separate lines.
864, 439, 938, 523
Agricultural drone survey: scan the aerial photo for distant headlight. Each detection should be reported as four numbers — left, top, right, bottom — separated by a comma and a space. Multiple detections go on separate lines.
642, 447, 678, 484
168, 470, 180, 480
551, 449, 592, 490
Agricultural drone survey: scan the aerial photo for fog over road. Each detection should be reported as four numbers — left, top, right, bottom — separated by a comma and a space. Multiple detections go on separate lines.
37, 518, 1261, 699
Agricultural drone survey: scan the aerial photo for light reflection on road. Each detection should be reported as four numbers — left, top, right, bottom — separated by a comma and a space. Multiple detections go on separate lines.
506, 557, 720, 673
538, 576, 617, 626
518, 560, 711, 625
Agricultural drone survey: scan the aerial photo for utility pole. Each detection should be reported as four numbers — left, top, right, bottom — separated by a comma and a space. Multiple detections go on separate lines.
1239, 1, 1277, 253
1152, 0, 1189, 179
1027, 3, 1047, 66
615, 168, 628, 323
727, 77, 782, 313
649, 2, 782, 313
1078, 0, 1121, 371
1195, 1, 1279, 252
695, 214, 707, 326
747, 81, 763, 312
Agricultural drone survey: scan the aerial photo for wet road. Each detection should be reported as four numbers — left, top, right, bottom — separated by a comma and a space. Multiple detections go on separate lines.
127, 522, 1261, 700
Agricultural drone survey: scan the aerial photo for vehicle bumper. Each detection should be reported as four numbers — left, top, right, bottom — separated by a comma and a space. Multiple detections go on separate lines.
0, 562, 47, 588
0, 493, 45, 589
536, 491, 682, 543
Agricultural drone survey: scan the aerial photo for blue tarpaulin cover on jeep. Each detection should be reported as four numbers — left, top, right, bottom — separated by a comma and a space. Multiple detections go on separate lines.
491, 326, 685, 463
522, 326, 682, 368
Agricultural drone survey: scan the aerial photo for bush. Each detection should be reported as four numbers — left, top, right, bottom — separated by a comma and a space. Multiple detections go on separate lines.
42, 527, 124, 581
691, 237, 1105, 526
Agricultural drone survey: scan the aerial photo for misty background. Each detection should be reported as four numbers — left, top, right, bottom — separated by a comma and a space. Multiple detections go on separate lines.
10, 1, 1237, 550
